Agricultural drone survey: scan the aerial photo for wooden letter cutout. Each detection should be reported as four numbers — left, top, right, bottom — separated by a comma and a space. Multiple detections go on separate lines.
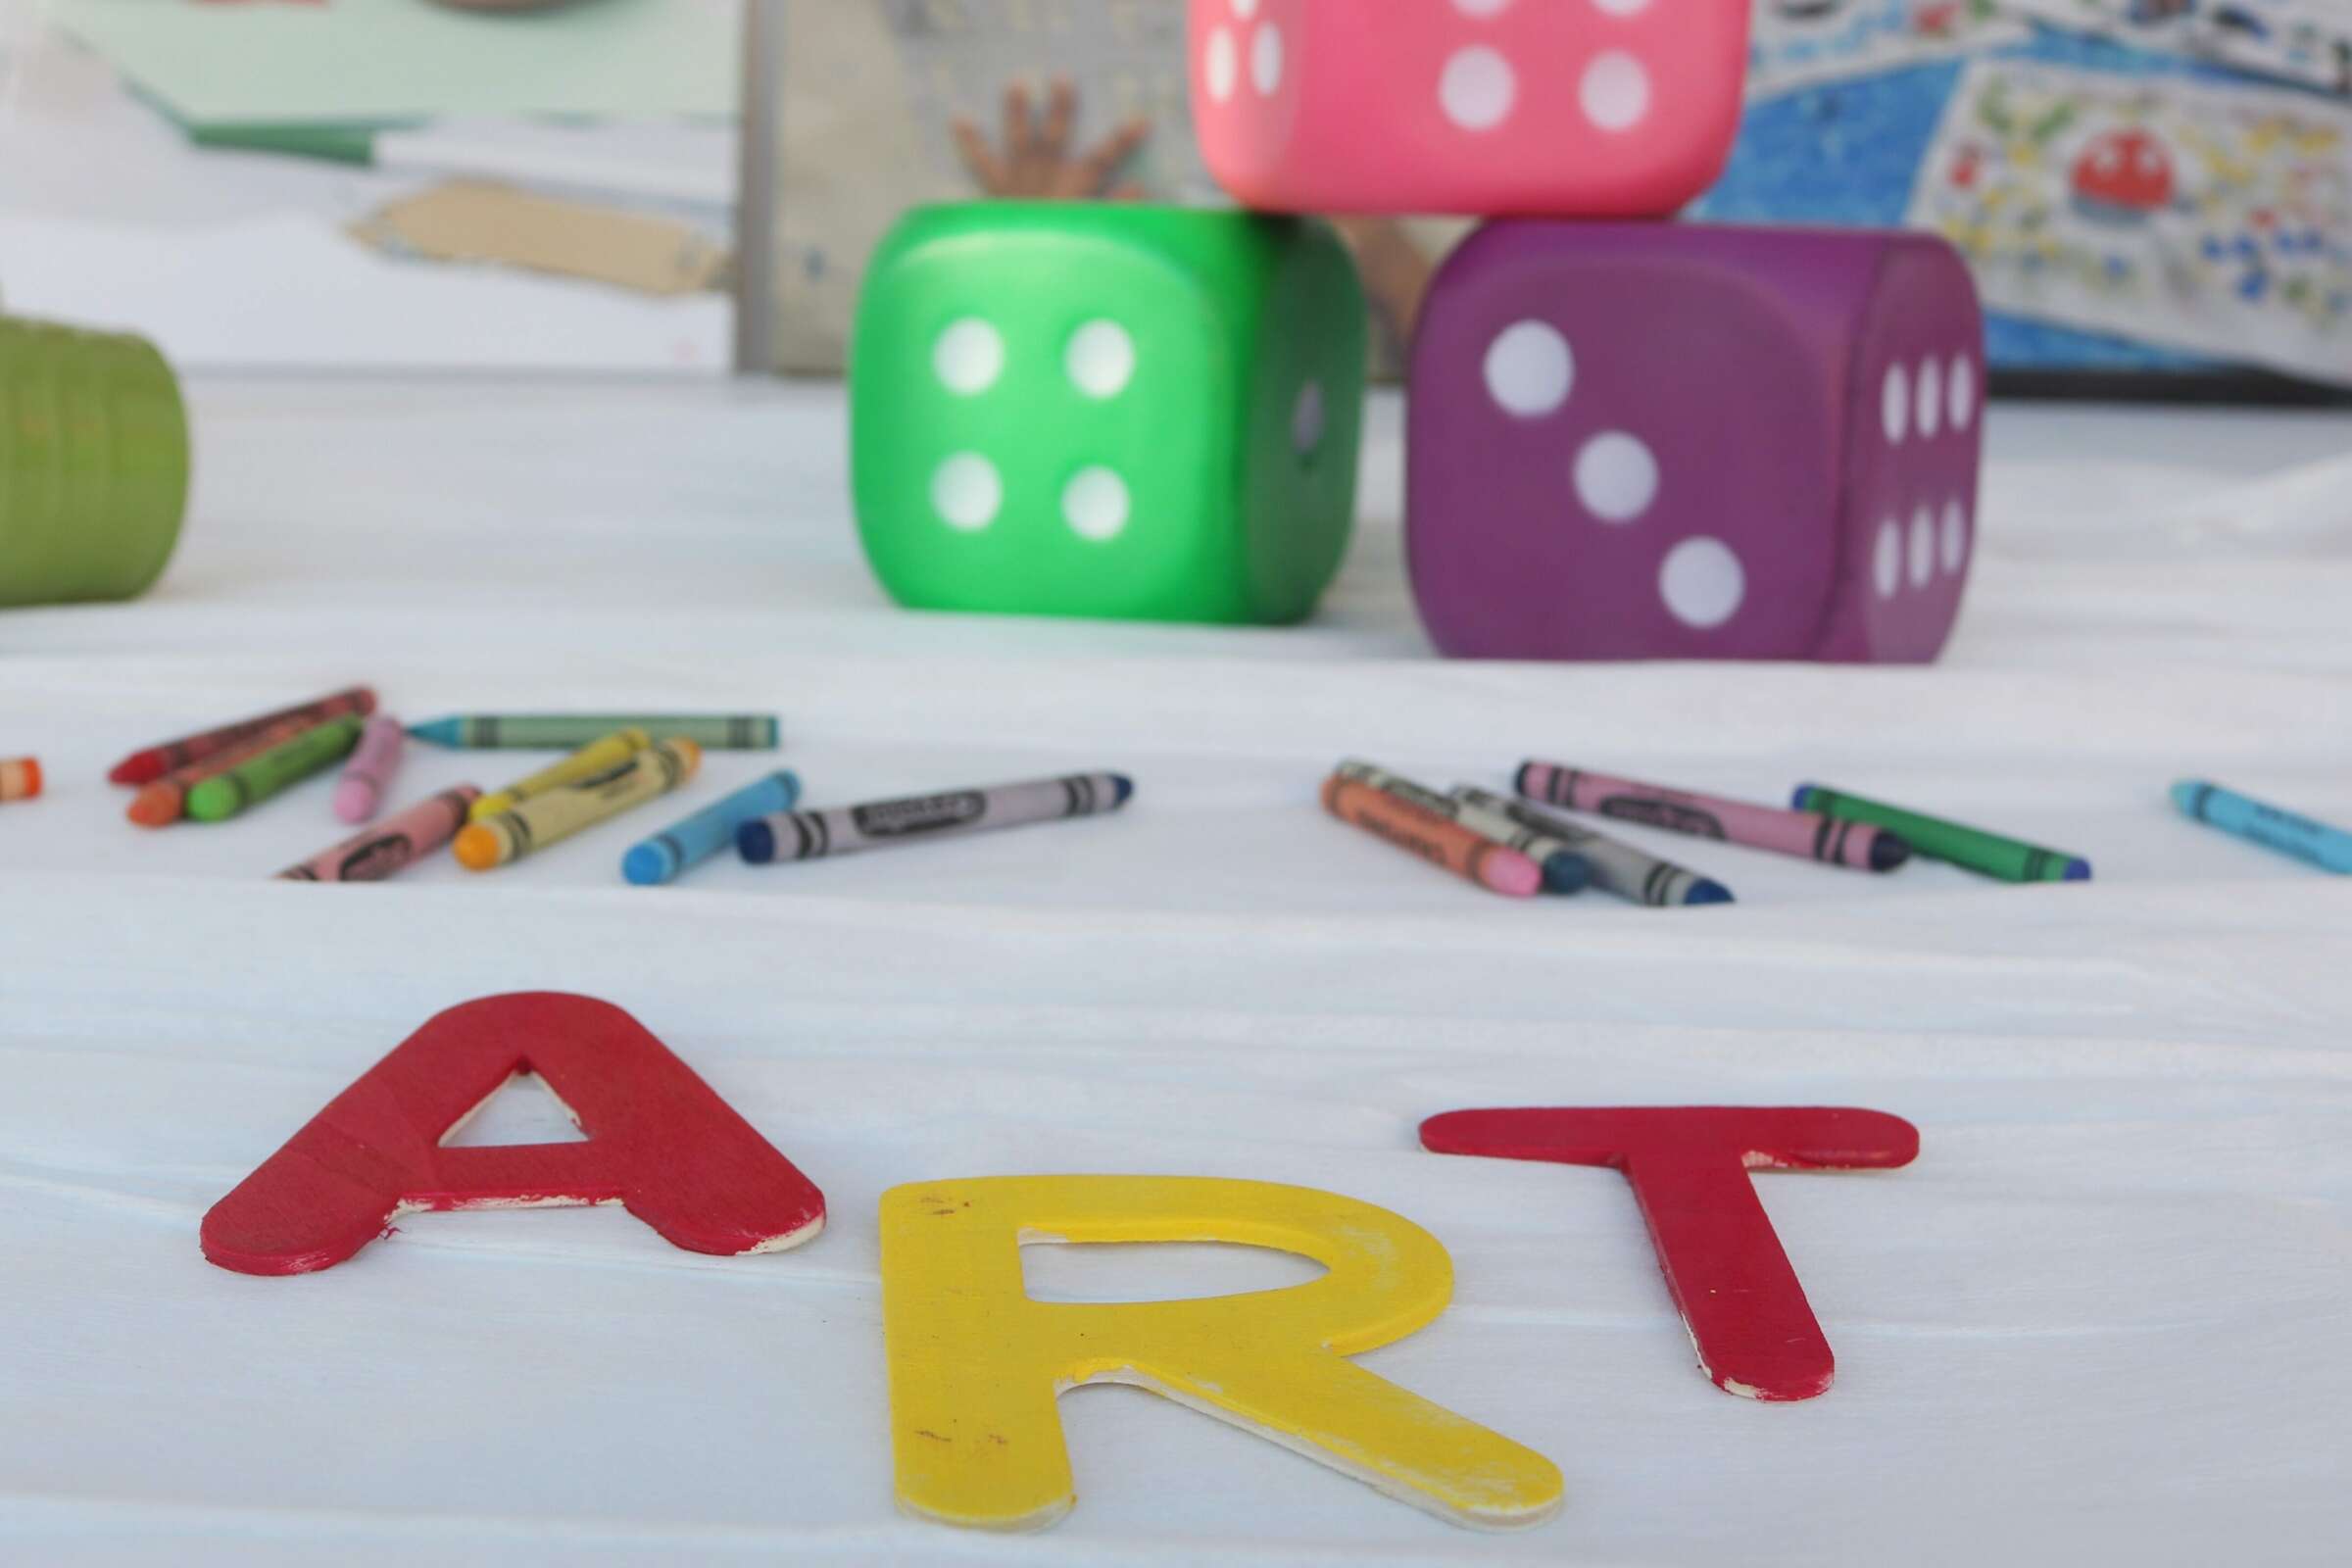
202, 993, 826, 1275
1420, 1107, 1919, 1401
879, 1175, 1563, 1534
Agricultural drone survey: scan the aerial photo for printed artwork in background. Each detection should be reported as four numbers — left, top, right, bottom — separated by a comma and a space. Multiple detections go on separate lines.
881, 0, 1210, 200
1909, 59, 2352, 383
772, 0, 1209, 372
1746, 0, 2028, 103
2008, 0, 2352, 97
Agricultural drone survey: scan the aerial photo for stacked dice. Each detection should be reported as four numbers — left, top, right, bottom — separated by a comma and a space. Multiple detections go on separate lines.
848, 1, 1984, 660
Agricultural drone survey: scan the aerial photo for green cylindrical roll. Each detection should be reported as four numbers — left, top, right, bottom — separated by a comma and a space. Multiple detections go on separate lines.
186, 717, 365, 823
1793, 785, 2091, 884
0, 317, 189, 609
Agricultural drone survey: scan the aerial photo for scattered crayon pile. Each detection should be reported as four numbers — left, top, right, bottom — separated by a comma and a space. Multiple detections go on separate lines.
85, 689, 1139, 890
70, 685, 2352, 900
1324, 759, 2100, 904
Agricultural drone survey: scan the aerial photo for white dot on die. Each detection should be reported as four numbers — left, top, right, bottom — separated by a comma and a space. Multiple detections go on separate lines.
1580, 51, 1650, 133
1205, 27, 1238, 102
1232, 0, 1260, 17
1909, 507, 1936, 589
1949, 357, 1978, 431
1875, 518, 1902, 599
1451, 0, 1512, 16
932, 454, 1002, 532
1065, 319, 1136, 400
1251, 23, 1283, 96
1483, 320, 1573, 418
1063, 466, 1130, 542
1440, 46, 1516, 132
1293, 380, 1327, 457
1661, 538, 1745, 629
1941, 499, 1969, 573
1882, 364, 1909, 445
1592, 0, 1653, 14
1574, 432, 1659, 524
933, 318, 1004, 397
1917, 357, 1943, 438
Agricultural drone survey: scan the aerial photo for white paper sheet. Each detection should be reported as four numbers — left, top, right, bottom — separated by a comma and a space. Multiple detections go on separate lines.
2, 383, 2349, 1564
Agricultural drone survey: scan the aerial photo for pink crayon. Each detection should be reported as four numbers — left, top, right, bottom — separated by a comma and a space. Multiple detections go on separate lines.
1518, 762, 1913, 874
333, 716, 408, 824
279, 787, 480, 883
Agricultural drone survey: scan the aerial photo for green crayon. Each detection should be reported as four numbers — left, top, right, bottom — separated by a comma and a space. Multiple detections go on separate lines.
411, 714, 780, 751
185, 716, 365, 822
1792, 784, 2091, 884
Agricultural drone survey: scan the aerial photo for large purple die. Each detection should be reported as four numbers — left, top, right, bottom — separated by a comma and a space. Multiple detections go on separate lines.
1407, 224, 1985, 663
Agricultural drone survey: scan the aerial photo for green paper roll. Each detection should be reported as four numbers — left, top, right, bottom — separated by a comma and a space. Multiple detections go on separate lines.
0, 317, 189, 609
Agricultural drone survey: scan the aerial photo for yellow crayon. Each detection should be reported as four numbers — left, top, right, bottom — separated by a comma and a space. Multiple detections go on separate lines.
453, 738, 699, 872
469, 728, 651, 822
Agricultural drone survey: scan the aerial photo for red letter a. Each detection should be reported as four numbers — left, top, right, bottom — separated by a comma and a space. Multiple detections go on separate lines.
202, 993, 825, 1276
1420, 1107, 1917, 1401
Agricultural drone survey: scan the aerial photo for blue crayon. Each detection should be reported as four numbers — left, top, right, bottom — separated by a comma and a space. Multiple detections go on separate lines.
623, 770, 803, 886
2172, 780, 2352, 875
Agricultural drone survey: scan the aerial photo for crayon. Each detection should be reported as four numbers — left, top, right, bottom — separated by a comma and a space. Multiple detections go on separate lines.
623, 770, 803, 887
454, 738, 701, 872
1519, 761, 1911, 873
411, 714, 780, 752
1467, 790, 1736, 907
185, 717, 367, 823
333, 716, 409, 824
1322, 774, 1542, 899
128, 715, 333, 828
2172, 780, 2352, 875
1334, 760, 1591, 895
279, 787, 480, 883
1793, 784, 2089, 884
0, 758, 41, 803
471, 728, 652, 822
739, 772, 1133, 866
107, 685, 375, 786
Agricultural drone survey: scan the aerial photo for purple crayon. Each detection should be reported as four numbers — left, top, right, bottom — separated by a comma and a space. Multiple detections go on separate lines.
333, 715, 408, 824
1409, 224, 1983, 664
1519, 762, 1910, 873
279, 787, 479, 883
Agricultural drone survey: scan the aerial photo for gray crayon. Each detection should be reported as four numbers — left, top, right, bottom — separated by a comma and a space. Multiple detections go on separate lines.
739, 772, 1133, 865
1459, 788, 1735, 908
1336, 760, 1591, 895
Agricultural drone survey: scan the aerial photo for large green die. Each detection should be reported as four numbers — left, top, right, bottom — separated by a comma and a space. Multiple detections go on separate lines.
850, 203, 1365, 625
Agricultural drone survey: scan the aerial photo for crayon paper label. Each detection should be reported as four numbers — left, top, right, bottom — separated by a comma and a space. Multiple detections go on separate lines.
854, 793, 988, 838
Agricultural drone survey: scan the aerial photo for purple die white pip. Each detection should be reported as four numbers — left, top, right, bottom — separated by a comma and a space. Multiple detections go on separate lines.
1406, 223, 1986, 663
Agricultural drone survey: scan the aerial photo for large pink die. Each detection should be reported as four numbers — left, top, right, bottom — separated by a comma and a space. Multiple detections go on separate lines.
1188, 0, 1751, 217
1407, 223, 1986, 664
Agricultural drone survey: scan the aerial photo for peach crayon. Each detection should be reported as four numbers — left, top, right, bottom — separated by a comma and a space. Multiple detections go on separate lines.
0, 758, 41, 804
1321, 774, 1540, 899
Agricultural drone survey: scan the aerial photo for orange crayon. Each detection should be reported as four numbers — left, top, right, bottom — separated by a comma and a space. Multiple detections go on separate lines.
0, 758, 41, 803
1321, 774, 1542, 899
128, 715, 337, 827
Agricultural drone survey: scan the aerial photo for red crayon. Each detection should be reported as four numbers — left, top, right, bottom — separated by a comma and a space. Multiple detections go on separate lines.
108, 685, 375, 787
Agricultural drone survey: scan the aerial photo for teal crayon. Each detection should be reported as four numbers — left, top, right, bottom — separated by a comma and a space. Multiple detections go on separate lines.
2173, 780, 2352, 874
411, 714, 780, 751
624, 771, 803, 886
